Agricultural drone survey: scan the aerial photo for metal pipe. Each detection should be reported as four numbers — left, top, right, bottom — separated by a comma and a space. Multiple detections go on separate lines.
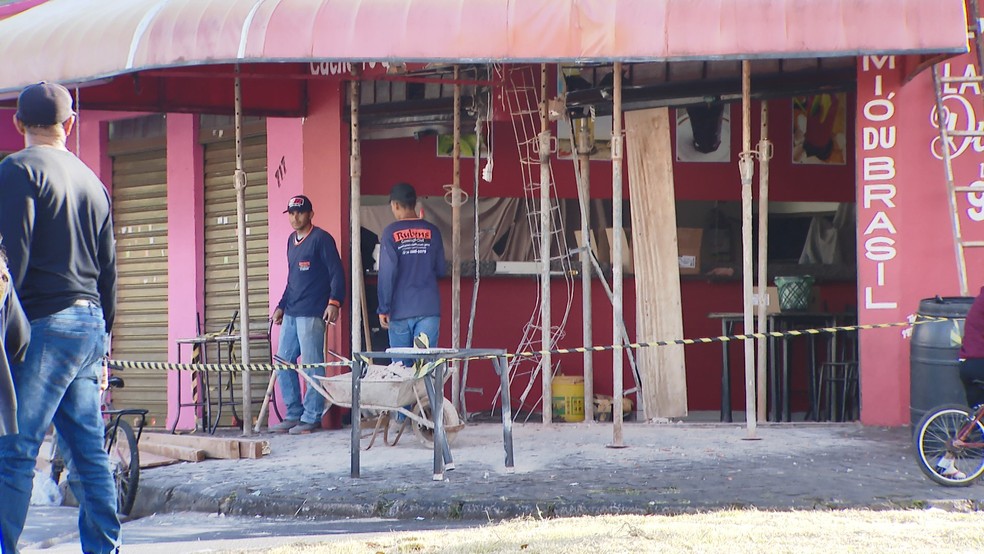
739, 60, 757, 437
351, 79, 363, 356
756, 101, 771, 422
233, 74, 253, 436
539, 63, 553, 425
576, 118, 594, 423
611, 62, 624, 446
451, 65, 462, 409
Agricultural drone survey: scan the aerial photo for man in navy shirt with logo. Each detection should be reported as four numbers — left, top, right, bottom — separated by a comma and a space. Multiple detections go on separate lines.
271, 195, 345, 435
377, 183, 447, 362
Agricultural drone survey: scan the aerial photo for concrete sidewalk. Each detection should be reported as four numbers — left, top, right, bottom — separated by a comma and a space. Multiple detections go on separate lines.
133, 422, 984, 521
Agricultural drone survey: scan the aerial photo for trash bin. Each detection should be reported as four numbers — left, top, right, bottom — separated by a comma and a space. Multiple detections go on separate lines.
909, 296, 973, 427
774, 275, 815, 311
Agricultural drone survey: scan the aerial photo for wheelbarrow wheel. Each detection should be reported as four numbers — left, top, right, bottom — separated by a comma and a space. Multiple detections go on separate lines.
411, 398, 462, 448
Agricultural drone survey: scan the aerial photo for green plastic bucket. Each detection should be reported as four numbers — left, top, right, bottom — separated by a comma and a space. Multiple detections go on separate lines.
774, 275, 815, 311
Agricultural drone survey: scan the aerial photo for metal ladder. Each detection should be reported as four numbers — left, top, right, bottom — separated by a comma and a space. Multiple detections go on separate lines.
932, 0, 984, 297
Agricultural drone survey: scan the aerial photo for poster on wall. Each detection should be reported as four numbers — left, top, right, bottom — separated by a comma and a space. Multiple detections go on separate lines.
792, 93, 848, 165
675, 105, 731, 163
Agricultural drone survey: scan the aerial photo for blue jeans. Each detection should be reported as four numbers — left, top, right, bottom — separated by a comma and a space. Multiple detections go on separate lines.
388, 315, 441, 366
275, 315, 326, 424
0, 304, 120, 554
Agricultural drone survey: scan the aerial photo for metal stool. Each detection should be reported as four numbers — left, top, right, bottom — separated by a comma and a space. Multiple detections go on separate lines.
818, 360, 859, 421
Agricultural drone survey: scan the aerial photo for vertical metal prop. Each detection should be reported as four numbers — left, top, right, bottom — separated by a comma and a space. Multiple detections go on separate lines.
739, 61, 757, 437
351, 79, 363, 355
451, 65, 462, 409
576, 118, 594, 423
539, 63, 553, 425
755, 101, 771, 421
611, 62, 625, 447
233, 74, 253, 436
350, 79, 363, 478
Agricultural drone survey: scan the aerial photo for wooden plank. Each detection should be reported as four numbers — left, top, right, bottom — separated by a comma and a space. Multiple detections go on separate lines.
141, 432, 241, 459
138, 451, 183, 469
624, 107, 688, 419
138, 441, 206, 463
238, 439, 271, 459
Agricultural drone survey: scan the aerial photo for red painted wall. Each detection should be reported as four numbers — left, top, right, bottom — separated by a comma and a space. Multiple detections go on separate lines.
361, 96, 857, 413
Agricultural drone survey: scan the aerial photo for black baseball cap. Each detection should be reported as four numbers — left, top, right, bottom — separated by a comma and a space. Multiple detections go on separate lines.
389, 182, 417, 205
16, 82, 76, 127
283, 195, 313, 213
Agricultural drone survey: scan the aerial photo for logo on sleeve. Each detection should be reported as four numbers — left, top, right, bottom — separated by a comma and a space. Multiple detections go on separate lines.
299, 261, 311, 271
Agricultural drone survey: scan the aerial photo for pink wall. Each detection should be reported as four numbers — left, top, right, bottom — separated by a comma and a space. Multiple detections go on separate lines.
0, 109, 21, 152
165, 113, 205, 430
856, 54, 984, 425
301, 81, 350, 358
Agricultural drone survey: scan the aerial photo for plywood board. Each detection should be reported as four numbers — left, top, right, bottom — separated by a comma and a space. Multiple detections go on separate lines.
624, 107, 688, 419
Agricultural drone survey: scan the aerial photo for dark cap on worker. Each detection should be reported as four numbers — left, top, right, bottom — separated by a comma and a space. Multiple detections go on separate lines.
16, 82, 76, 127
283, 195, 313, 213
389, 182, 417, 205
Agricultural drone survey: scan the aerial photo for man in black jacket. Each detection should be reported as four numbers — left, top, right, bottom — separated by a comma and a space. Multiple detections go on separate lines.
0, 82, 120, 554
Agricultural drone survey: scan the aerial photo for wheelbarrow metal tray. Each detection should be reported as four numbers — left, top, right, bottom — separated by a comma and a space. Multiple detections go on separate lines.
315, 369, 420, 408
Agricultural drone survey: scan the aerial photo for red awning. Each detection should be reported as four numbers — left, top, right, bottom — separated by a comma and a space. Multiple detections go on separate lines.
0, 0, 969, 94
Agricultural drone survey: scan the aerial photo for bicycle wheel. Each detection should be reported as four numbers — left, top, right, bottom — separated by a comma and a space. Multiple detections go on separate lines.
914, 403, 984, 487
105, 419, 140, 515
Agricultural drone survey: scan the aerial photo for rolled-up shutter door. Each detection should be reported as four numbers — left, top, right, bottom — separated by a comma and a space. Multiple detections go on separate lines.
203, 128, 271, 426
110, 145, 169, 426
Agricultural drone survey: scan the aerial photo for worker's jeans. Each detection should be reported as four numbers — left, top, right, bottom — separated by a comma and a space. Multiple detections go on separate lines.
388, 315, 441, 366
0, 304, 120, 554
275, 315, 326, 425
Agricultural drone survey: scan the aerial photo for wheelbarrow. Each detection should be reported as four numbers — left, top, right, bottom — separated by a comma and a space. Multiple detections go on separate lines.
313, 364, 464, 449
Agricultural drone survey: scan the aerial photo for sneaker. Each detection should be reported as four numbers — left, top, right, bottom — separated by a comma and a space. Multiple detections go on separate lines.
288, 421, 321, 435
937, 456, 967, 480
270, 419, 300, 433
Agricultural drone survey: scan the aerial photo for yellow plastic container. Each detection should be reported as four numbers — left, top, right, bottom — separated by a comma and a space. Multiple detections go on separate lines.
551, 375, 585, 422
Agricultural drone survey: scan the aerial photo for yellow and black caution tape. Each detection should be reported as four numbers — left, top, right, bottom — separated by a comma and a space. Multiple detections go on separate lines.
104, 359, 352, 373
105, 315, 953, 373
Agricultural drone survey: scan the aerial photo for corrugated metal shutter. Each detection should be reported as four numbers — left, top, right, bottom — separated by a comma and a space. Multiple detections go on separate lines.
110, 145, 169, 427
203, 129, 272, 426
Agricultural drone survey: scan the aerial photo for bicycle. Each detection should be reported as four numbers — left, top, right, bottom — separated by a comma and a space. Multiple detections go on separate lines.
49, 373, 148, 515
913, 380, 984, 486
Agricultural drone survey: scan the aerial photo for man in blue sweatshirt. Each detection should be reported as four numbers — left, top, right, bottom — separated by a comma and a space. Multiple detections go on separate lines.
271, 195, 345, 435
377, 183, 447, 363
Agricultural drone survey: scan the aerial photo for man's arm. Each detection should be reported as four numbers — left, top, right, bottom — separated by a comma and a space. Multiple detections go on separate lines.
96, 206, 118, 333
0, 163, 36, 289
376, 231, 398, 317
322, 233, 346, 307
432, 227, 447, 278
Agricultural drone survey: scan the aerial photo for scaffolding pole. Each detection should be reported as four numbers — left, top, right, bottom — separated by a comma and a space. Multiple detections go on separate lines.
233, 74, 253, 436
755, 101, 771, 422
576, 117, 594, 423
538, 64, 553, 424
739, 60, 758, 438
451, 65, 462, 409
610, 62, 625, 447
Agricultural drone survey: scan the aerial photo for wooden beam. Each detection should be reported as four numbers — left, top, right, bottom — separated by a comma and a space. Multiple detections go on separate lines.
610, 62, 625, 447
239, 439, 271, 459
141, 432, 241, 459
739, 60, 758, 437
451, 64, 462, 410
138, 441, 206, 463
